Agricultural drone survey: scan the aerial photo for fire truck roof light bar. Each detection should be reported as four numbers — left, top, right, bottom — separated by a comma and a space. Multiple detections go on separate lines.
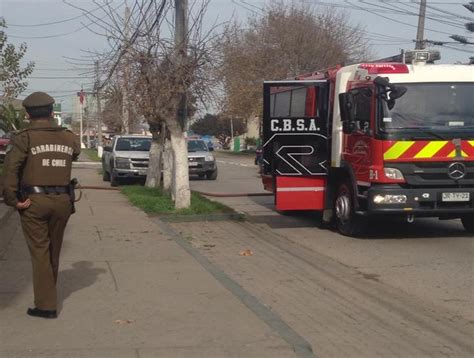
358, 63, 409, 74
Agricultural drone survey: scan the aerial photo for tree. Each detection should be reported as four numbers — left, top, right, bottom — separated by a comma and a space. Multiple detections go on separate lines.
217, 2, 371, 119
68, 1, 220, 209
0, 103, 27, 132
191, 113, 246, 148
0, 18, 34, 99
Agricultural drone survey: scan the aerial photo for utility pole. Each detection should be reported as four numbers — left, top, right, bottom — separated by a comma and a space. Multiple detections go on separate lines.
175, 0, 188, 132
415, 0, 427, 49
122, 4, 131, 134
95, 60, 103, 157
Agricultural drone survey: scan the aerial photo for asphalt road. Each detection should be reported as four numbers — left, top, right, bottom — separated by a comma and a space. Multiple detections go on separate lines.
193, 152, 474, 324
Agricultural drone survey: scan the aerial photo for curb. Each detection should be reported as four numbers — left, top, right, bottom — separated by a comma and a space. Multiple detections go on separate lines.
151, 217, 315, 358
155, 212, 245, 223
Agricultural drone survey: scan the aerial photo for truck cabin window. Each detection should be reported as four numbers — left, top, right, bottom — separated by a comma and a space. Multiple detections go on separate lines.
351, 87, 372, 132
115, 138, 151, 151
270, 87, 317, 117
380, 83, 473, 132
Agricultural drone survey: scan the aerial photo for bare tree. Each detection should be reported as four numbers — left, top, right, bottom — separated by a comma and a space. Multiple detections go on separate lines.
67, 0, 221, 209
217, 1, 372, 119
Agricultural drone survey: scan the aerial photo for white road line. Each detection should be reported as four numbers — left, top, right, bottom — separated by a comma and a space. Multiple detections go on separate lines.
217, 160, 254, 168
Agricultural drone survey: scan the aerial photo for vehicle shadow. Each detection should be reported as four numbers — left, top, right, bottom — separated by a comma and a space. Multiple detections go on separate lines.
246, 196, 470, 239
57, 261, 107, 312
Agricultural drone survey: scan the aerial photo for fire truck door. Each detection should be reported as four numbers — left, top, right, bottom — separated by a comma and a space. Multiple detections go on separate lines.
262, 80, 330, 210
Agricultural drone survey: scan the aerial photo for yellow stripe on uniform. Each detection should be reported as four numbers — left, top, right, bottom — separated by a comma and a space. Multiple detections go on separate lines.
384, 141, 415, 160
469, 141, 474, 147
414, 141, 448, 159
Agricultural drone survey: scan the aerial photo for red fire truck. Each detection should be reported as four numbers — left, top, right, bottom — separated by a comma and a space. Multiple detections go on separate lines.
261, 51, 474, 236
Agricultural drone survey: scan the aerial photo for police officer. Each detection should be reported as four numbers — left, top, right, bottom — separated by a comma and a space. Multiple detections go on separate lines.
2, 92, 80, 319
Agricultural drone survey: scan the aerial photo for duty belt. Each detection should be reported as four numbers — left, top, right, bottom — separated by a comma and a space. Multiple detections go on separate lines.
23, 185, 69, 195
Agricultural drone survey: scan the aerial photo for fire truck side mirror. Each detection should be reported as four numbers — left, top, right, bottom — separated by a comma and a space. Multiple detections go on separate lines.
339, 93, 356, 134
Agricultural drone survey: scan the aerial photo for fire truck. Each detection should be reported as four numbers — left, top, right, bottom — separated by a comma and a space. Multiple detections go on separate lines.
261, 51, 474, 236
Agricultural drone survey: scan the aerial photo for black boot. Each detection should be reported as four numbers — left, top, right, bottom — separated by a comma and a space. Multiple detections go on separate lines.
27, 307, 57, 319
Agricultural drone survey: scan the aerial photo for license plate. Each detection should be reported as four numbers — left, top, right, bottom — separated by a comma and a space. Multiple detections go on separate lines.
138, 170, 147, 176
442, 192, 470, 202
188, 162, 198, 167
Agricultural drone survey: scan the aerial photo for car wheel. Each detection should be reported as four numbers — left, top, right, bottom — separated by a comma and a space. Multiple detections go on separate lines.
461, 214, 474, 233
110, 169, 120, 187
334, 181, 367, 237
206, 168, 218, 180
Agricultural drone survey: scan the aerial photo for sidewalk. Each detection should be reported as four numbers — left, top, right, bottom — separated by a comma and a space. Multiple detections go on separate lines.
0, 164, 300, 357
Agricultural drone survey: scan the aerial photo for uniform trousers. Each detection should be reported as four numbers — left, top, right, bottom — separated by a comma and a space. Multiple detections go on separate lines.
19, 193, 72, 311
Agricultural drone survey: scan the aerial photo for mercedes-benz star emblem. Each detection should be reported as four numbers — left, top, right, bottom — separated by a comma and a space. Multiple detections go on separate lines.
448, 162, 466, 180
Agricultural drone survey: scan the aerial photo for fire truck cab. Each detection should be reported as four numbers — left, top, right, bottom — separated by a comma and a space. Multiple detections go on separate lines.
262, 51, 474, 236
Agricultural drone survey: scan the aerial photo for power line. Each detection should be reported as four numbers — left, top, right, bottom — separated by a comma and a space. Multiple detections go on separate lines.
4, 3, 104, 27
5, 1, 126, 40
29, 76, 94, 79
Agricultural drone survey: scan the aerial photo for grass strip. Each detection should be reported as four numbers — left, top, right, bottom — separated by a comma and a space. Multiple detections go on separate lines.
83, 148, 101, 162
121, 185, 233, 216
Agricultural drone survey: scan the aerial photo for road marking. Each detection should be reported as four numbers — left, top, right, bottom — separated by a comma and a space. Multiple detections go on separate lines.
217, 160, 254, 168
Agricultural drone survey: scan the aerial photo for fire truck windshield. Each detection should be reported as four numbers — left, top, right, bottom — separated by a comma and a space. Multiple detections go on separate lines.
380, 83, 473, 138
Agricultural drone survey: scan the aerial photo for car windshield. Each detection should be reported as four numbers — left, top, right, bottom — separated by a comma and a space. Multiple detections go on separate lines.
188, 140, 208, 152
380, 83, 473, 133
115, 138, 151, 151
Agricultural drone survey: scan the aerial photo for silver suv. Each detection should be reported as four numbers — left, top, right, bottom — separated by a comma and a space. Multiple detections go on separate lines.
188, 139, 218, 180
102, 135, 151, 186
102, 136, 218, 186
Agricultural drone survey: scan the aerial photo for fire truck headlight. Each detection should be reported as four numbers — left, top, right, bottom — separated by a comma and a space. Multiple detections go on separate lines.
373, 194, 408, 204
384, 168, 404, 180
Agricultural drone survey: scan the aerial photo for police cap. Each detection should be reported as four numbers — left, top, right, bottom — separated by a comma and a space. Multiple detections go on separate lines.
23, 92, 55, 108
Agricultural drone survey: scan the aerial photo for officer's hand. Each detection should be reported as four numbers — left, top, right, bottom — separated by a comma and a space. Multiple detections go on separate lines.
16, 199, 31, 210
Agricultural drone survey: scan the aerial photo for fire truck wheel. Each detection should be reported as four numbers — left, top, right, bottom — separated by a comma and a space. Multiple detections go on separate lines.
461, 215, 474, 233
335, 182, 367, 237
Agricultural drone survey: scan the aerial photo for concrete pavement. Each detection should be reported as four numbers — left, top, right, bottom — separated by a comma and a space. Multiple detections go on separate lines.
0, 164, 301, 358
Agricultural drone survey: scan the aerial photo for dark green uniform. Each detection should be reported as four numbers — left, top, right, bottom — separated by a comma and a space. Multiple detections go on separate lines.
2, 92, 80, 313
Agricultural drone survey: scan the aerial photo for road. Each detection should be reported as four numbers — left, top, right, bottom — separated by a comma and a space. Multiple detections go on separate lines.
192, 151, 474, 326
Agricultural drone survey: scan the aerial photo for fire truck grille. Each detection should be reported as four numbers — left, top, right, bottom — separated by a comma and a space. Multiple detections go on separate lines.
392, 162, 474, 187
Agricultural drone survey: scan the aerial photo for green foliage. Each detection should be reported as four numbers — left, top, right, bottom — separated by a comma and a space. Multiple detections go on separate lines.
121, 185, 233, 215
0, 103, 28, 132
82, 148, 101, 162
191, 113, 246, 148
0, 18, 35, 98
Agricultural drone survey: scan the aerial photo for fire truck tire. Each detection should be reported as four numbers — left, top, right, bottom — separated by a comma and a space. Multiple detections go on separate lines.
461, 215, 474, 233
335, 182, 367, 237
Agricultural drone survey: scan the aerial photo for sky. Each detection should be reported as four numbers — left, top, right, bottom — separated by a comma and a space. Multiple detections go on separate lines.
0, 0, 473, 113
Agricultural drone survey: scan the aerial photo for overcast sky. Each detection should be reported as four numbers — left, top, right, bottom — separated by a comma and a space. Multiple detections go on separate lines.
1, 0, 472, 112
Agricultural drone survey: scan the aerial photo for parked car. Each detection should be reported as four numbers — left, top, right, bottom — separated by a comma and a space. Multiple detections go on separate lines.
102, 136, 218, 186
188, 139, 218, 180
102, 135, 152, 186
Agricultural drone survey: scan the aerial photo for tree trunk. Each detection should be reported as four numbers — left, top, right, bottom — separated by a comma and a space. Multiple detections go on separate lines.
168, 125, 190, 209
145, 124, 165, 188
162, 138, 173, 193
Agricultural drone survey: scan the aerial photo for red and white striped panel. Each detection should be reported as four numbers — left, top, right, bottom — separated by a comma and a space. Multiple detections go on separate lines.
276, 176, 327, 211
